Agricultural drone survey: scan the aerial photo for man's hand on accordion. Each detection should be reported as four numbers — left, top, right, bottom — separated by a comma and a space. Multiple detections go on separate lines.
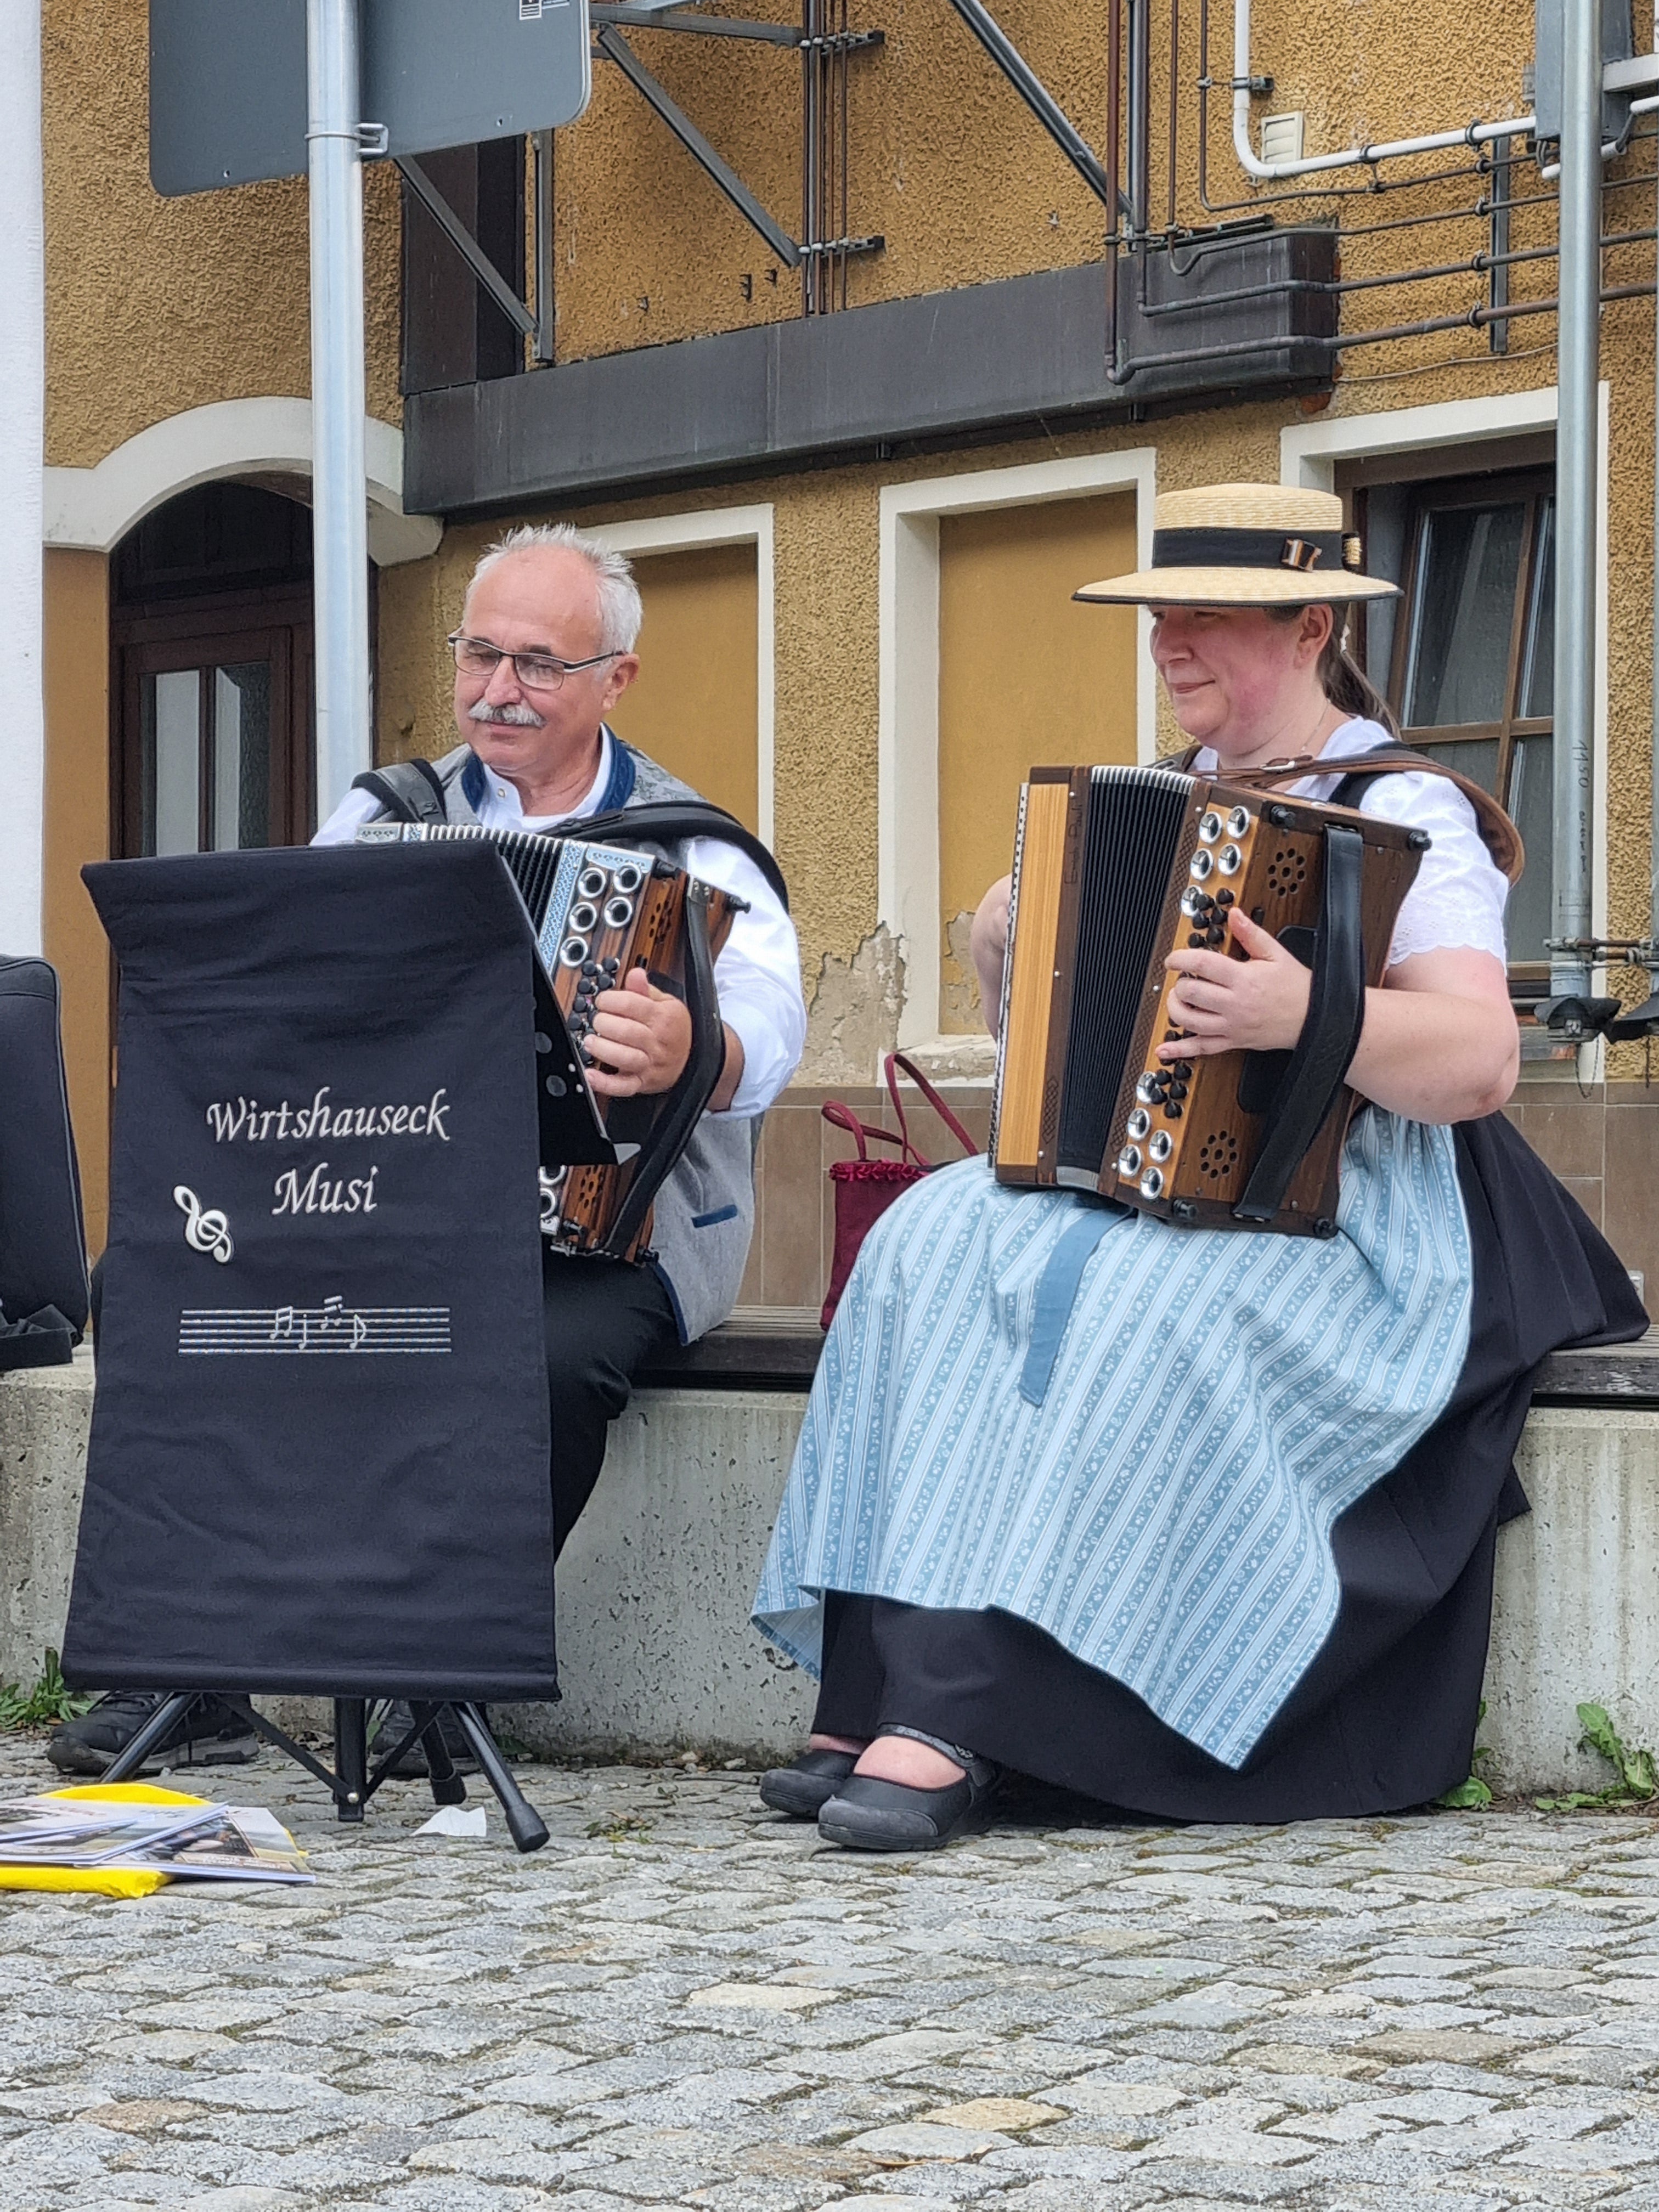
1160, 908, 1312, 1059
584, 967, 696, 1098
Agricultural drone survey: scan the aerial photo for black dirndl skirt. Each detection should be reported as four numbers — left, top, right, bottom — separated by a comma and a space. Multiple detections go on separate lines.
810, 1113, 1647, 1822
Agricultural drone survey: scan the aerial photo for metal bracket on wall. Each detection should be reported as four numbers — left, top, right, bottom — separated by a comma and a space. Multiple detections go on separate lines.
594, 24, 803, 267
942, 0, 1131, 218
396, 154, 540, 341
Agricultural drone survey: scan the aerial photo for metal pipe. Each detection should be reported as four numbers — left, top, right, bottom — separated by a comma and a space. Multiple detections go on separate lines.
1651, 140, 1659, 969
1134, 225, 1659, 316
1231, 0, 1534, 184
306, 0, 372, 823
1105, 0, 1121, 372
1115, 279, 1655, 377
1127, 0, 1150, 234
1489, 128, 1512, 355
533, 130, 555, 364
1550, 0, 1601, 1005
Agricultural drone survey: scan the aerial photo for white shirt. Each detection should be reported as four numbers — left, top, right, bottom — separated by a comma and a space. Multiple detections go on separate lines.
313, 731, 807, 1116
1193, 718, 1509, 967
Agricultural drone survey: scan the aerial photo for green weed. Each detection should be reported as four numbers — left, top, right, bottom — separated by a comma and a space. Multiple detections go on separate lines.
1535, 1702, 1658, 1812
0, 1649, 93, 1730
1436, 1700, 1494, 1809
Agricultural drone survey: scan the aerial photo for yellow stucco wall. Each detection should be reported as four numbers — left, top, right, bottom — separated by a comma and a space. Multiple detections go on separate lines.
607, 545, 761, 831
42, 0, 402, 470
936, 494, 1139, 1028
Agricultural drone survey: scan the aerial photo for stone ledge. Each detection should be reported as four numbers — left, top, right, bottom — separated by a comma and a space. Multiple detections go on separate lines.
646, 1310, 1659, 1402
5, 1348, 1657, 1790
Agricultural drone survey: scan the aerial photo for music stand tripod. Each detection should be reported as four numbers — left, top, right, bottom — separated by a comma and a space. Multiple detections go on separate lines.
99, 1692, 550, 1853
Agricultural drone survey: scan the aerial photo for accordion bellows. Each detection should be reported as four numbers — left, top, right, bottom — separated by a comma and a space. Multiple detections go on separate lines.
357, 822, 742, 1260
990, 765, 1424, 1236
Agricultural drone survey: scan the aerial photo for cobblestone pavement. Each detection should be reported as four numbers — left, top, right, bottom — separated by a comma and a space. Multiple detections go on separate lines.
3, 1734, 1659, 2210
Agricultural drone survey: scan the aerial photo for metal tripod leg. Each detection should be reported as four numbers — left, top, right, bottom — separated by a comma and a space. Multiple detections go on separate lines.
413, 1702, 467, 1807
97, 1692, 201, 1783
450, 1703, 549, 1853
333, 1699, 368, 1823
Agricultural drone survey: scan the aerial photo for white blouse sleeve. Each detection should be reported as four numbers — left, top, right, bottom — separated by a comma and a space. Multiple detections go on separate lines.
1352, 770, 1509, 966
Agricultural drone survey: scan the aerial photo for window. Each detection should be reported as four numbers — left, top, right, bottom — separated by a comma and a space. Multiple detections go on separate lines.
1358, 466, 1555, 981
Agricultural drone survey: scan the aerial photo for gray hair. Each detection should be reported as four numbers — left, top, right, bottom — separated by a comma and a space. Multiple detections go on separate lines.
465, 522, 644, 654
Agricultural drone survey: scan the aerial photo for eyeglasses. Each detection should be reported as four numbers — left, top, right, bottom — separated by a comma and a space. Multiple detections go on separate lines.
447, 632, 620, 692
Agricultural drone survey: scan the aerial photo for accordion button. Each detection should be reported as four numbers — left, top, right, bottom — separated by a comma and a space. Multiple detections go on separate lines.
1164, 1102, 1184, 1120
1216, 889, 1235, 907
1207, 926, 1226, 947
1187, 932, 1206, 949
1169, 1081, 1189, 1101
582, 960, 600, 977
1175, 1060, 1193, 1079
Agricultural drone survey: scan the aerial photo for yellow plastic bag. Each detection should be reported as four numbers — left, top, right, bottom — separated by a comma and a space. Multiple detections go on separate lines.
0, 1782, 210, 1898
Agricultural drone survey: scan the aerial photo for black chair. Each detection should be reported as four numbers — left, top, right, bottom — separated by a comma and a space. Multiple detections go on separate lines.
0, 956, 91, 1371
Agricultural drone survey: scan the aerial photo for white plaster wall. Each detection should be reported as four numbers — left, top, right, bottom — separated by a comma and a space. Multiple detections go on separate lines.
0, 2, 44, 957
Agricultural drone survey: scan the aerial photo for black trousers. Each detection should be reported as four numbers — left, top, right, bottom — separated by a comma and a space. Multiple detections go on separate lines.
543, 1249, 679, 1557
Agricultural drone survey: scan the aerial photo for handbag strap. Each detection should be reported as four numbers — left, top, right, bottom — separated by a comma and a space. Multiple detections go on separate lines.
885, 1052, 980, 1159
821, 1098, 921, 1166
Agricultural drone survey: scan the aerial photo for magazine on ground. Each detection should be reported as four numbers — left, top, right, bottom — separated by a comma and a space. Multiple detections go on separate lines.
0, 1795, 314, 1884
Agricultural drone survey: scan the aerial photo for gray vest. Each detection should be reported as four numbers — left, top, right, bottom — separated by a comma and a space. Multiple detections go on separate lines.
411, 738, 759, 1344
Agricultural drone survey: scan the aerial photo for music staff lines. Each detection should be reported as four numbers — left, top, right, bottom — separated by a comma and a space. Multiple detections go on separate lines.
178, 1297, 451, 1356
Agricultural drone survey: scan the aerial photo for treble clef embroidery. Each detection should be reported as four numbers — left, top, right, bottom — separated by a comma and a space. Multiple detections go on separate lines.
174, 1186, 234, 1264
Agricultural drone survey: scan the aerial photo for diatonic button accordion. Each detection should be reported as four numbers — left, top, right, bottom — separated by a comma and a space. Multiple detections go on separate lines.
989, 764, 1425, 1236
356, 821, 743, 1260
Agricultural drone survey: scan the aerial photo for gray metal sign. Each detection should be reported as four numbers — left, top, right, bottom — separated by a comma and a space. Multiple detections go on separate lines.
150, 0, 591, 197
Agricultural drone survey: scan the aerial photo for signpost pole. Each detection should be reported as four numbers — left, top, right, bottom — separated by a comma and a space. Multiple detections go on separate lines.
306, 0, 372, 822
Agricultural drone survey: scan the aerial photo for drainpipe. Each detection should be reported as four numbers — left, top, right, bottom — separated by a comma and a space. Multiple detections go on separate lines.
1231, 0, 1536, 183
0, 9, 43, 954
1550, 0, 1601, 1013
307, 0, 374, 822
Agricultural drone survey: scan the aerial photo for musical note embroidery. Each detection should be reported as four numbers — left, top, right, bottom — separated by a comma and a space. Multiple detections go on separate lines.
174, 1186, 234, 1264
178, 1300, 449, 1356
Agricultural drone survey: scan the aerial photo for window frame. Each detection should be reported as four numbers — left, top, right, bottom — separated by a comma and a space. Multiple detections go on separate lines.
113, 589, 317, 860
1362, 464, 1555, 990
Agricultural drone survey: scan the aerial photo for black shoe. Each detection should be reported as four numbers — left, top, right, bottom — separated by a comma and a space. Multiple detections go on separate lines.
817, 1728, 1001, 1852
758, 1748, 859, 1819
370, 1702, 482, 1778
46, 1691, 258, 1778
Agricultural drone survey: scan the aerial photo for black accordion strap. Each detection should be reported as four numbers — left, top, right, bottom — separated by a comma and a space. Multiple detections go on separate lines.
351, 757, 449, 825
554, 803, 791, 912
602, 882, 727, 1258
1233, 822, 1367, 1228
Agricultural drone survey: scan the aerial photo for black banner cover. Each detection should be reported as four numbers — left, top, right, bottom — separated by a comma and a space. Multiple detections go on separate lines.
64, 844, 557, 1700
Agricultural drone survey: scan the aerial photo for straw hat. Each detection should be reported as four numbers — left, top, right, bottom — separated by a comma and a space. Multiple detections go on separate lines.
1074, 483, 1399, 607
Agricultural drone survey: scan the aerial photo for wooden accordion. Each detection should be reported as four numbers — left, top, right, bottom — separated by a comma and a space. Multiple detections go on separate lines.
357, 822, 743, 1260
990, 765, 1425, 1235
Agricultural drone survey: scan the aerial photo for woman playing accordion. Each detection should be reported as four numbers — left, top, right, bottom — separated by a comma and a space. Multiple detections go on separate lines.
751, 482, 1645, 1852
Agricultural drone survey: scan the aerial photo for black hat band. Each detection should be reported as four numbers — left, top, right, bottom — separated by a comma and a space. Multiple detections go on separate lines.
1150, 526, 1353, 574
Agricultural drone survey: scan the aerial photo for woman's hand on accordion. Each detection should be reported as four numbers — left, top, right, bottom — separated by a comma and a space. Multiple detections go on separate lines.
1161, 908, 1311, 1058
585, 967, 695, 1098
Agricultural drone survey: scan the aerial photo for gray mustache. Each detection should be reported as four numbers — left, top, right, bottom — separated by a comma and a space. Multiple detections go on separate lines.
467, 699, 546, 729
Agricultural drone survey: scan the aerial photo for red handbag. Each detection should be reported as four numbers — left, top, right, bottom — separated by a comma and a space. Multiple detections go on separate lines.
820, 1051, 979, 1328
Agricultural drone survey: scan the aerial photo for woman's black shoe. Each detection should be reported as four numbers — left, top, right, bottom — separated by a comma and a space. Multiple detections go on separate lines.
817, 1727, 1001, 1851
758, 1747, 859, 1819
